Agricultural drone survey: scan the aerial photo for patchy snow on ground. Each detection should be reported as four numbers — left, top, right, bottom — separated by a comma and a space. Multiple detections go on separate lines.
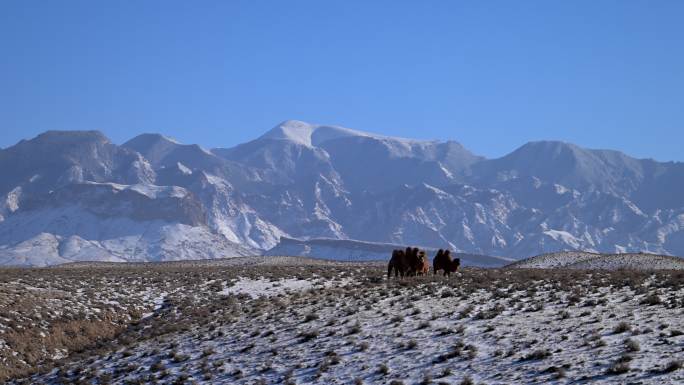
220, 275, 353, 298
141, 292, 168, 319
221, 277, 320, 298
10, 260, 684, 385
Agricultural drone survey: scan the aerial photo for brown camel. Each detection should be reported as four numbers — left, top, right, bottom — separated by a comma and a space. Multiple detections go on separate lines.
387, 247, 423, 279
433, 249, 460, 277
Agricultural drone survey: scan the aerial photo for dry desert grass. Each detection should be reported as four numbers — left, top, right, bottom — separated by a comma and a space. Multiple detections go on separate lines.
0, 260, 683, 384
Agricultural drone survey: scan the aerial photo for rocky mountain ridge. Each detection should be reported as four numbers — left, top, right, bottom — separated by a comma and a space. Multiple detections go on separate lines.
1, 120, 683, 265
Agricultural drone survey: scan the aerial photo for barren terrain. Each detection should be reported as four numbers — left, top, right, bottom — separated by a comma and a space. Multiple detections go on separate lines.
1, 257, 683, 384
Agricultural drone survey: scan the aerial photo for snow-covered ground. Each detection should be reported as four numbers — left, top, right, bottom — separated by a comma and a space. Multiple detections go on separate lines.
509, 250, 684, 270
219, 276, 352, 298
7, 259, 684, 384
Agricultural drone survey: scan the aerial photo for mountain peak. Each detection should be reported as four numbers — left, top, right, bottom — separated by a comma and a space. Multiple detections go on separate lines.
123, 133, 181, 149
500, 140, 587, 167
27, 130, 110, 147
260, 120, 432, 148
122, 133, 220, 170
260, 119, 370, 147
516, 140, 581, 154
260, 120, 318, 146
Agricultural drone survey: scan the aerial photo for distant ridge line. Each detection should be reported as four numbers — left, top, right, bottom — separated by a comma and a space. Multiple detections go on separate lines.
508, 251, 684, 270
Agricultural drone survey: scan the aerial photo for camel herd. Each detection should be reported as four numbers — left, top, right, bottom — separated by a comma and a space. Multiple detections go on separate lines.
387, 247, 461, 279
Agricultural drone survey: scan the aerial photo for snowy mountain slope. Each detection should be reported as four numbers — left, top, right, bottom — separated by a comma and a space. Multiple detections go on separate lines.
0, 208, 252, 267
0, 182, 253, 266
1, 121, 684, 266
507, 250, 684, 270
471, 140, 684, 210
212, 121, 684, 259
181, 170, 286, 249
123, 133, 219, 170
471, 141, 645, 192
0, 142, 253, 266
122, 133, 257, 186
255, 119, 376, 147
0, 130, 155, 206
215, 120, 481, 193
265, 237, 513, 267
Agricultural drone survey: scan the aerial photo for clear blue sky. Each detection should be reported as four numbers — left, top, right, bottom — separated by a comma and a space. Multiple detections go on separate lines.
1, 1, 682, 161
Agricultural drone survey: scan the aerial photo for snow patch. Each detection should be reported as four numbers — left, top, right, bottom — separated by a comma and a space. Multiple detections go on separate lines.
221, 277, 340, 298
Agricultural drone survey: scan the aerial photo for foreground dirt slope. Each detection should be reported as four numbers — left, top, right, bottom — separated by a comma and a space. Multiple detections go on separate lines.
1, 259, 683, 384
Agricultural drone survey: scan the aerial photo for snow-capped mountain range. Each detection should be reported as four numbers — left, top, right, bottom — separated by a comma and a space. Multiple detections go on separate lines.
1, 120, 683, 266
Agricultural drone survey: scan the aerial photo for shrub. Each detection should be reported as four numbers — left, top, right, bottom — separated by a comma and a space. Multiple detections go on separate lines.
458, 305, 474, 319
474, 304, 504, 320
543, 365, 567, 378
613, 322, 631, 334
435, 340, 466, 363
201, 347, 215, 357
299, 330, 319, 342
640, 294, 662, 306
556, 367, 567, 378
240, 343, 255, 352
328, 354, 341, 365
520, 349, 551, 361
171, 352, 189, 363
150, 361, 165, 372
624, 338, 640, 352
464, 344, 478, 360
348, 323, 362, 335
606, 361, 630, 375
663, 360, 683, 373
